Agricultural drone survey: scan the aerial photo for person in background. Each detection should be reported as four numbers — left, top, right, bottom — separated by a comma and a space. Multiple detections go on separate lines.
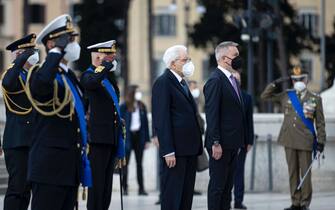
188, 80, 206, 196
120, 85, 150, 196
232, 71, 254, 210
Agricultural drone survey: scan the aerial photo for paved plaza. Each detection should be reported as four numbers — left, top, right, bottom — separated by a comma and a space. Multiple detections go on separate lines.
73, 191, 334, 210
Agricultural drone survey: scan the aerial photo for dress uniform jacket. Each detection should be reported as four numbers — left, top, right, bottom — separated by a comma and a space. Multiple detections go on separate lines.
80, 65, 120, 145
2, 66, 34, 149
261, 82, 326, 150
28, 52, 82, 186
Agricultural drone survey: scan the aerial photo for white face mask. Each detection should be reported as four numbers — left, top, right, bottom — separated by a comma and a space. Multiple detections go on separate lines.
294, 81, 306, 92
182, 61, 195, 78
135, 91, 142, 101
191, 88, 200, 99
27, 51, 40, 65
110, 60, 118, 72
64, 42, 81, 62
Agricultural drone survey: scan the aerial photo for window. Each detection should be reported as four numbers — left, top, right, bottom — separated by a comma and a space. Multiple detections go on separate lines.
29, 4, 45, 24
300, 58, 313, 79
298, 10, 319, 37
0, 3, 4, 25
154, 14, 176, 36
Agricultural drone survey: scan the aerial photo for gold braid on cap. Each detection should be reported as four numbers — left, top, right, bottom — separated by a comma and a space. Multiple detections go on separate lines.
49, 16, 75, 39
17, 35, 36, 49
97, 44, 117, 53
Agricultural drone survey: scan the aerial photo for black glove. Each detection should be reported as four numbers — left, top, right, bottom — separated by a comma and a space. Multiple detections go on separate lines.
13, 48, 35, 66
317, 143, 324, 153
273, 77, 290, 85
101, 60, 114, 72
54, 34, 71, 50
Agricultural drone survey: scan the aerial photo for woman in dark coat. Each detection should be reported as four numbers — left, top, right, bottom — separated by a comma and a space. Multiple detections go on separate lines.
120, 85, 150, 195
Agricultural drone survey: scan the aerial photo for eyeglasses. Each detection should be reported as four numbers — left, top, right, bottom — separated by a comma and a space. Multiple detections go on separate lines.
175, 57, 191, 63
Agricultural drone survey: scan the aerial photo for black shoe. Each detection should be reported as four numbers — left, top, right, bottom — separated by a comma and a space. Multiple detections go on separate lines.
193, 190, 202, 195
301, 206, 309, 210
138, 190, 148, 196
234, 203, 247, 209
155, 199, 161, 205
284, 205, 301, 210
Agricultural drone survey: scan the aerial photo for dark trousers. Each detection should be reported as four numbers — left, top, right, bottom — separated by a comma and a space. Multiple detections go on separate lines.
161, 156, 197, 210
87, 144, 116, 210
31, 182, 77, 210
123, 131, 145, 192
207, 149, 238, 210
4, 147, 31, 210
234, 147, 247, 204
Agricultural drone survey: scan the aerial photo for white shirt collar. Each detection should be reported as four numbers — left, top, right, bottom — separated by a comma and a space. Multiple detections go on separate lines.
169, 69, 183, 83
217, 65, 232, 79
59, 62, 69, 72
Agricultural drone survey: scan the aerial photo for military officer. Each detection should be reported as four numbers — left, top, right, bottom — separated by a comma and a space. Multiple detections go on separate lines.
80, 40, 122, 210
26, 14, 89, 210
261, 66, 326, 210
1, 34, 39, 210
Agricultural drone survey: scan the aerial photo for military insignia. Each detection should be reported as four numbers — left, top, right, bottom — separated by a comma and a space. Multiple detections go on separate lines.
66, 16, 73, 30
303, 97, 317, 119
94, 66, 105, 73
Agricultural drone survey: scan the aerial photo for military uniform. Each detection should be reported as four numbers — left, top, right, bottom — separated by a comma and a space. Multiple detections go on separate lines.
80, 40, 121, 210
1, 34, 37, 210
261, 67, 326, 210
26, 15, 84, 210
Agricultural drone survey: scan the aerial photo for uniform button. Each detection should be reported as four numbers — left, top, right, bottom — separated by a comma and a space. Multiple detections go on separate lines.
114, 112, 117, 115
26, 121, 30, 124
293, 124, 296, 127
77, 128, 80, 133
294, 117, 297, 120
114, 120, 117, 124
77, 143, 80, 148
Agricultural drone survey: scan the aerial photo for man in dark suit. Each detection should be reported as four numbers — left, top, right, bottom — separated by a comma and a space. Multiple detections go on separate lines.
232, 71, 254, 210
152, 45, 203, 210
204, 41, 246, 210
1, 34, 39, 210
27, 14, 85, 210
81, 40, 122, 210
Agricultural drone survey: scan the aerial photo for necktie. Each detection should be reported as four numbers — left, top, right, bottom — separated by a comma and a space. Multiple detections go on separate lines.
230, 75, 241, 101
180, 79, 189, 95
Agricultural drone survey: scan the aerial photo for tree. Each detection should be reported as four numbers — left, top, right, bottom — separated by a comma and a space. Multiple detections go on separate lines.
77, 0, 132, 89
189, 0, 314, 111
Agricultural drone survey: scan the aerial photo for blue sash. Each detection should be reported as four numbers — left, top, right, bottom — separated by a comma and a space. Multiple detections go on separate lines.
86, 67, 125, 159
57, 73, 92, 187
287, 90, 318, 156
20, 70, 27, 83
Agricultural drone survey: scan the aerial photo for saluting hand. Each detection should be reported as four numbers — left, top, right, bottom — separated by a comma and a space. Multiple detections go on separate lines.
212, 144, 223, 160
165, 155, 176, 168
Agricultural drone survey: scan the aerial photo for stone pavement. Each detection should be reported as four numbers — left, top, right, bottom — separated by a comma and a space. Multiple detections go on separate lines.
0, 191, 334, 209
74, 191, 332, 210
